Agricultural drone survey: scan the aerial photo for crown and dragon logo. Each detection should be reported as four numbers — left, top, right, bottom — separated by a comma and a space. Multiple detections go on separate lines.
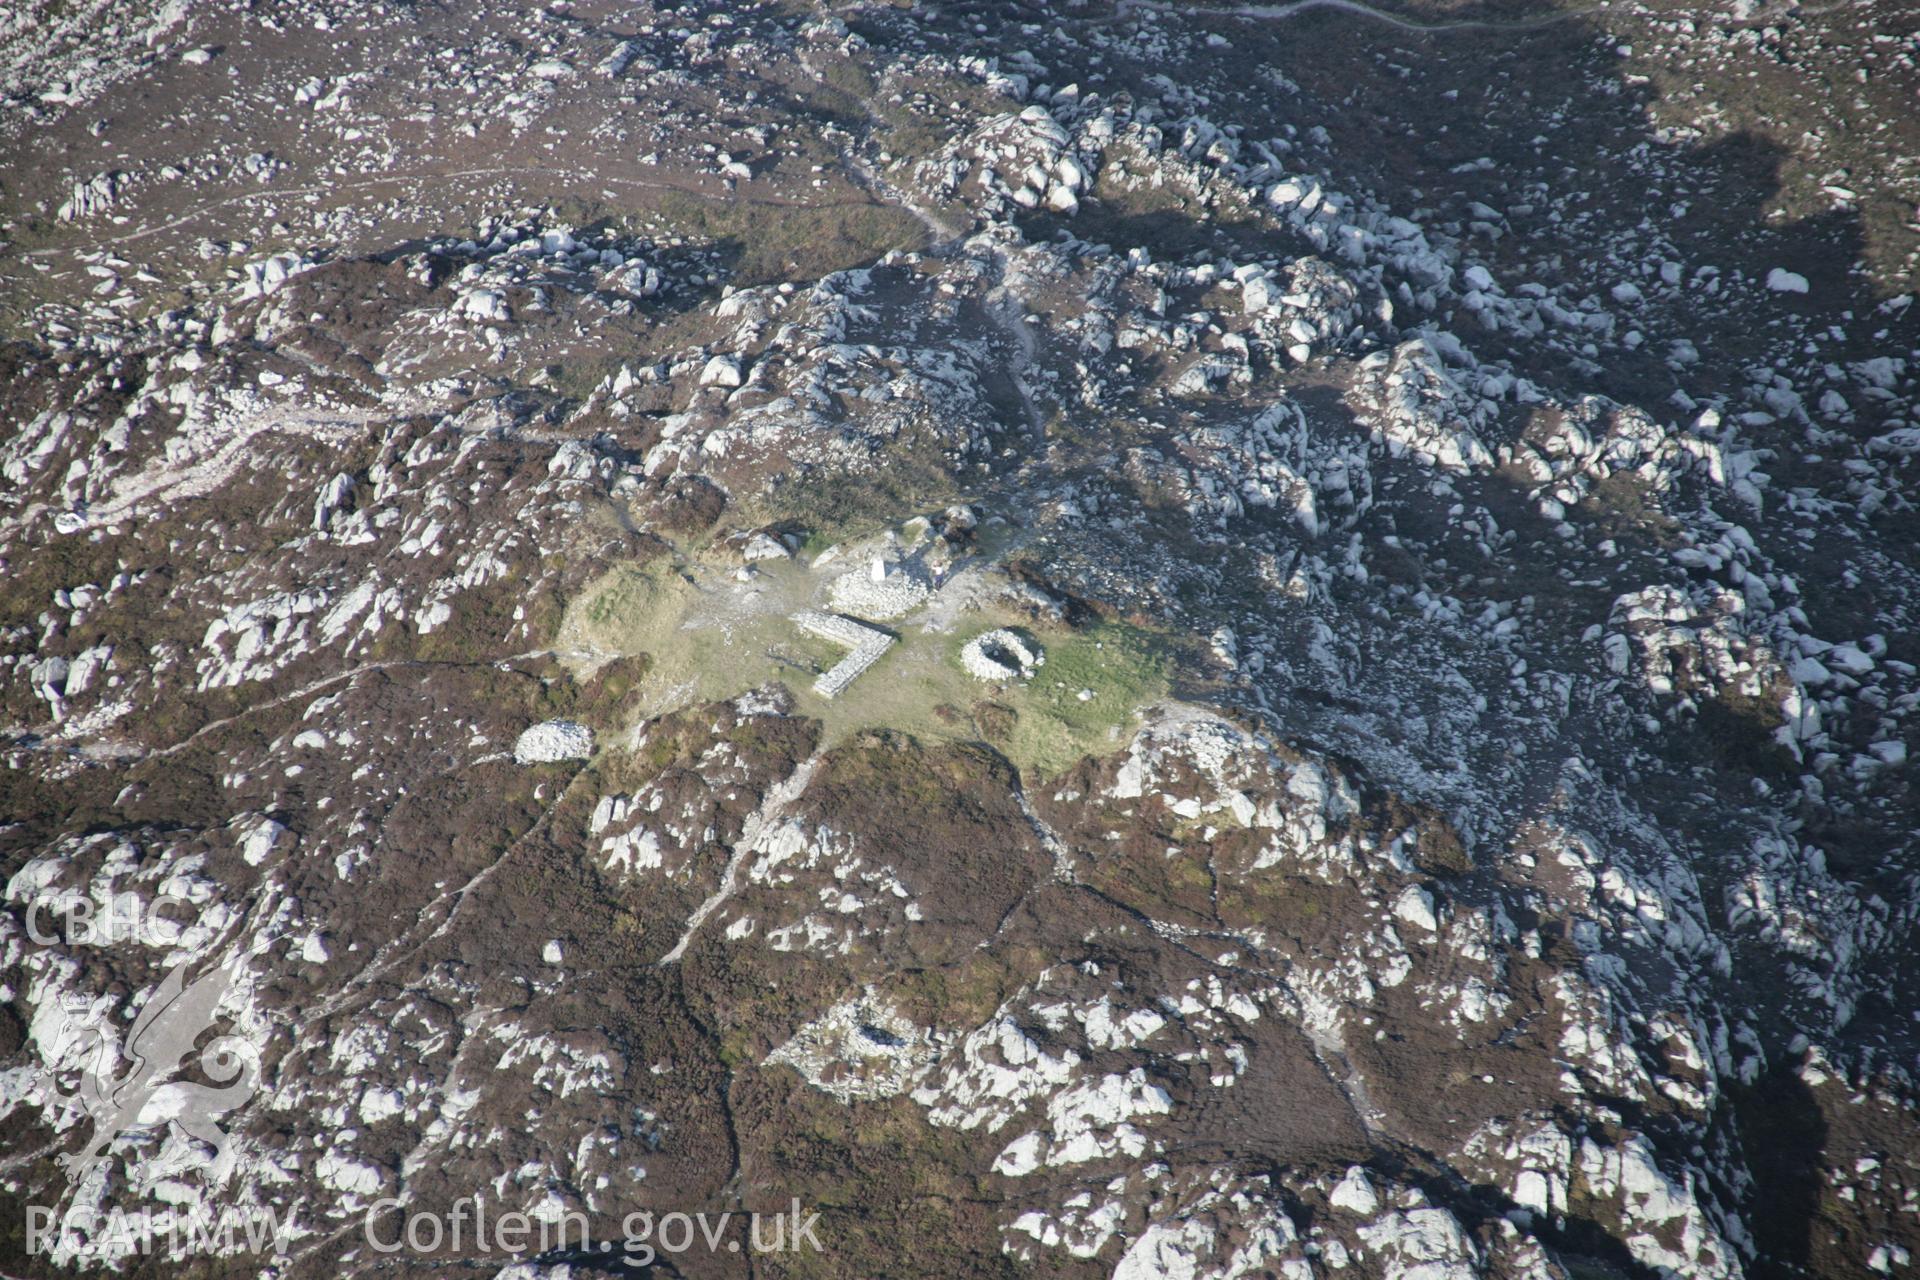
56, 955, 261, 1187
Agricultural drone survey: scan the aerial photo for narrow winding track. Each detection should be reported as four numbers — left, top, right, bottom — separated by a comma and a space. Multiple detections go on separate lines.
1113, 0, 1604, 34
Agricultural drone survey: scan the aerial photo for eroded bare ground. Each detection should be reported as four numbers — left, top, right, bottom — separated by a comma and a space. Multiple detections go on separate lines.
2, 0, 1919, 1277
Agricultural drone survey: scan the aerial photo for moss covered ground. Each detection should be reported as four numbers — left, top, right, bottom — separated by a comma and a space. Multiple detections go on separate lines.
558, 555, 1169, 778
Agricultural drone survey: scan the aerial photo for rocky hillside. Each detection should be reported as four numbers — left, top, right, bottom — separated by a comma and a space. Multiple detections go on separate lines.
2, 1, 1918, 1277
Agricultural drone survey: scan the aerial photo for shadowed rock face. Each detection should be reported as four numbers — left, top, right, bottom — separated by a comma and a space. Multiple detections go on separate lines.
2, 0, 1918, 1277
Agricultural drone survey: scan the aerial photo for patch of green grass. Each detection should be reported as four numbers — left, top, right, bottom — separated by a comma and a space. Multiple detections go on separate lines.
558, 558, 1171, 777
559, 560, 772, 718
1004, 624, 1170, 775
793, 618, 1168, 776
